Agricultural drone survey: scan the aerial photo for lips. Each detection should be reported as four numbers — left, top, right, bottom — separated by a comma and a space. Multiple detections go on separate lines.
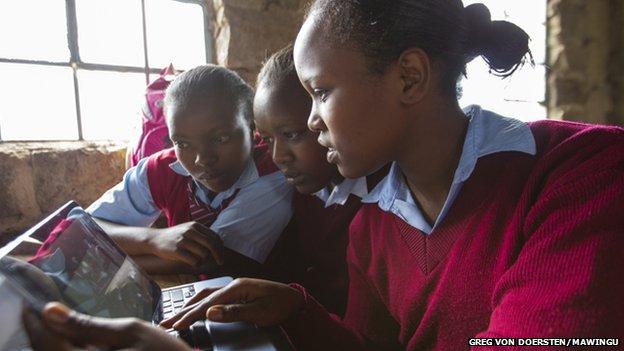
282, 170, 307, 185
198, 171, 225, 181
326, 148, 339, 164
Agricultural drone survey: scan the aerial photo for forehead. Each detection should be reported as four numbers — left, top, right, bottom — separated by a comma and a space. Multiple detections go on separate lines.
168, 96, 245, 136
294, 17, 368, 84
254, 81, 310, 129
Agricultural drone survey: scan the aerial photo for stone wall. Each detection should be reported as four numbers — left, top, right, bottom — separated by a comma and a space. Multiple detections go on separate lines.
548, 0, 624, 125
208, 0, 306, 84
0, 142, 125, 243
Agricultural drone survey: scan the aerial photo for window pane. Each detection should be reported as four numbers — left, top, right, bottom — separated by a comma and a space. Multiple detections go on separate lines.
0, 63, 77, 141
146, 0, 206, 70
78, 70, 146, 140
76, 0, 144, 66
0, 0, 69, 61
460, 0, 547, 121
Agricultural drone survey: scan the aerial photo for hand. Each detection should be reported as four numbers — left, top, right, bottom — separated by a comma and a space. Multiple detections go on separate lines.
149, 221, 224, 266
23, 302, 192, 351
160, 278, 303, 330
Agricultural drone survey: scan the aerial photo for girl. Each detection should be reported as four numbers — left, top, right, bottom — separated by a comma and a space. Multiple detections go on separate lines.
253, 45, 387, 316
87, 65, 293, 277
164, 1, 624, 350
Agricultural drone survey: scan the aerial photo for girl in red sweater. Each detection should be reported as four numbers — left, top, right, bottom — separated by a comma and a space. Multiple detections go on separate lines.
167, 1, 623, 349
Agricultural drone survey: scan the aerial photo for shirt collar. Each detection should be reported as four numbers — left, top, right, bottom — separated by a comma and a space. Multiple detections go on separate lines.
362, 105, 537, 207
313, 176, 369, 208
169, 158, 258, 207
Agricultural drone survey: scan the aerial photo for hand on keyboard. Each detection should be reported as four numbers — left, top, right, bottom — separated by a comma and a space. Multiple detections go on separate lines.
159, 278, 303, 330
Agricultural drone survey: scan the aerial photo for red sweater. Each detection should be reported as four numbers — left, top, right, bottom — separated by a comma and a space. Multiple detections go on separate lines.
266, 169, 388, 316
283, 120, 624, 350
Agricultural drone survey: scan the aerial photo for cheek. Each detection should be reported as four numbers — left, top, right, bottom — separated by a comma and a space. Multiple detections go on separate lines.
175, 149, 196, 169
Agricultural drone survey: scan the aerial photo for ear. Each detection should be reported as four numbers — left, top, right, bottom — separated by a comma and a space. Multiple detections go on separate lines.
397, 48, 430, 105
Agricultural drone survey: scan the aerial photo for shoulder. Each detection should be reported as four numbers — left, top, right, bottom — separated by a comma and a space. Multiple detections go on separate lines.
349, 204, 395, 243
530, 120, 624, 156
528, 120, 624, 187
145, 148, 178, 171
145, 148, 187, 192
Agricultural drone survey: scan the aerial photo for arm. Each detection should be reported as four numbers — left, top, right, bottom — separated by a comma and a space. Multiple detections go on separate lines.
162, 245, 400, 350
87, 158, 162, 255
87, 160, 225, 271
474, 149, 624, 345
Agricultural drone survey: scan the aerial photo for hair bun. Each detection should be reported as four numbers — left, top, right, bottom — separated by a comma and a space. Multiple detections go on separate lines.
464, 3, 492, 57
464, 3, 533, 77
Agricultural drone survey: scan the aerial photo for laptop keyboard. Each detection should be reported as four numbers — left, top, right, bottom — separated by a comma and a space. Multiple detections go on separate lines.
162, 285, 196, 319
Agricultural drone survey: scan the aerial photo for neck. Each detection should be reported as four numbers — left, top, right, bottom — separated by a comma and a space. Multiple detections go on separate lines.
396, 101, 468, 224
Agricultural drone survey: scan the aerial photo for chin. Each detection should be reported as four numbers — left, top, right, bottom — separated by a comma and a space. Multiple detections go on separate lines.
295, 182, 322, 195
337, 163, 367, 180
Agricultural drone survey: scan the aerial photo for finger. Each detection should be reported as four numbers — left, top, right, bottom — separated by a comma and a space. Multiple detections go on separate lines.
185, 287, 218, 307
22, 307, 70, 351
159, 301, 198, 328
178, 239, 210, 262
173, 248, 200, 266
42, 303, 135, 347
206, 303, 265, 324
170, 279, 257, 329
188, 226, 225, 265
171, 302, 211, 330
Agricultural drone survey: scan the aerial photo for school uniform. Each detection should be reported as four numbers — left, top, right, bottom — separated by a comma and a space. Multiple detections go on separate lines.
88, 142, 293, 264
285, 170, 387, 317
281, 106, 624, 350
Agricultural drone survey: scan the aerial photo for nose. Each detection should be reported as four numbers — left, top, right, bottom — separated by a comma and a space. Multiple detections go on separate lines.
272, 139, 294, 165
194, 147, 218, 167
307, 106, 326, 133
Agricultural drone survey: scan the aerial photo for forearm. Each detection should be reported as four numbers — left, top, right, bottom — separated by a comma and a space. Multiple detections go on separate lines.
93, 218, 160, 255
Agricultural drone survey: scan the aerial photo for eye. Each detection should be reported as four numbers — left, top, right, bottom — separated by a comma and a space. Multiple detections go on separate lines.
313, 88, 329, 103
283, 130, 303, 141
173, 140, 189, 149
213, 134, 231, 144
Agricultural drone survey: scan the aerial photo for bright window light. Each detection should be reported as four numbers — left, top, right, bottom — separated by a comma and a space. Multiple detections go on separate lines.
78, 70, 146, 141
76, 0, 145, 66
145, 0, 207, 70
0, 0, 69, 62
0, 63, 78, 141
460, 0, 547, 121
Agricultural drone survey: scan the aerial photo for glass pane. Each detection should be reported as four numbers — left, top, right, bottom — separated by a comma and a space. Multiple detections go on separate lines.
146, 0, 206, 70
0, 63, 78, 141
76, 0, 144, 66
0, 0, 69, 61
78, 70, 146, 140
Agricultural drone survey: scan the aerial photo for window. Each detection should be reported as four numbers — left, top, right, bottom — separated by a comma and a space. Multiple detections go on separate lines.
0, 0, 211, 142
460, 0, 547, 121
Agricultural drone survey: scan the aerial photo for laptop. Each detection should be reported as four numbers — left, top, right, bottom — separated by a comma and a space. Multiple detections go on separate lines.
0, 201, 289, 351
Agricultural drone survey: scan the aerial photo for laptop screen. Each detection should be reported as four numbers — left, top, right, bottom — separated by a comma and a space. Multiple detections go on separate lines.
0, 202, 162, 322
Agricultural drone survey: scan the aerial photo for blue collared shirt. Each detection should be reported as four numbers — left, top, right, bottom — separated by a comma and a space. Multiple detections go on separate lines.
313, 177, 369, 208
362, 105, 537, 234
87, 157, 293, 262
